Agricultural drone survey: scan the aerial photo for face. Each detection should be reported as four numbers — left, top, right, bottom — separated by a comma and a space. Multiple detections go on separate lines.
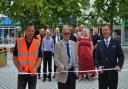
93, 29, 98, 35
79, 24, 84, 32
40, 28, 45, 36
55, 28, 60, 34
102, 26, 111, 39
26, 26, 35, 40
82, 30, 88, 37
75, 27, 79, 33
46, 31, 50, 37
63, 29, 71, 41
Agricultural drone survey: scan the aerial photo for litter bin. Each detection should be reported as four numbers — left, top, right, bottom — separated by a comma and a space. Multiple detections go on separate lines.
0, 48, 7, 67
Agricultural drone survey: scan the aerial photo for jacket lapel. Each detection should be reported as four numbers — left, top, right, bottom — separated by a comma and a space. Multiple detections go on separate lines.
60, 40, 69, 60
107, 38, 113, 49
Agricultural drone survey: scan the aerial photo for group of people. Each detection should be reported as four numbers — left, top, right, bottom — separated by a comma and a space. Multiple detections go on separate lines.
13, 23, 124, 89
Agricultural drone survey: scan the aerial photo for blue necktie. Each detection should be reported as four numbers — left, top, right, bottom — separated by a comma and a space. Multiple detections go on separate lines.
105, 40, 109, 47
66, 42, 70, 62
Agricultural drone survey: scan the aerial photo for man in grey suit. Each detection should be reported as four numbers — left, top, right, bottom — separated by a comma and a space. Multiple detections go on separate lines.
54, 25, 78, 89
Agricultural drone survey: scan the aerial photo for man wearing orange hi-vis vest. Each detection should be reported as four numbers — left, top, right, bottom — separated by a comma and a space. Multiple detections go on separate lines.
13, 23, 42, 89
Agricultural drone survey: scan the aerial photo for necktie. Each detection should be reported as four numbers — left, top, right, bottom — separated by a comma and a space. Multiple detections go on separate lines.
57, 36, 60, 41
105, 40, 109, 47
66, 42, 70, 62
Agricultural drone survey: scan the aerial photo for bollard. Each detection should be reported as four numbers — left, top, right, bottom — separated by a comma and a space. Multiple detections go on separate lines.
0, 48, 7, 67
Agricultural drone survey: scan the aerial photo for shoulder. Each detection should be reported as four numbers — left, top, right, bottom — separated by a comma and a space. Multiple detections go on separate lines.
69, 40, 77, 46
52, 34, 55, 37
97, 39, 104, 46
111, 38, 120, 45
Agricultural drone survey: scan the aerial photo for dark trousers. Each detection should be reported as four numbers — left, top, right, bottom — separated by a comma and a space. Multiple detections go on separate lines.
93, 49, 96, 66
58, 67, 76, 89
54, 64, 57, 76
37, 58, 42, 78
37, 65, 41, 78
98, 72, 118, 89
43, 51, 52, 79
17, 74, 37, 89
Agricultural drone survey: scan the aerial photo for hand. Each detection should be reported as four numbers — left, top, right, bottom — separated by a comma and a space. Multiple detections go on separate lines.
115, 66, 121, 72
98, 66, 104, 74
31, 68, 37, 76
18, 67, 23, 72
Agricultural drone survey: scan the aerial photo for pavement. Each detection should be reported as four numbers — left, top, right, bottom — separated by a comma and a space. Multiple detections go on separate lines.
0, 48, 128, 89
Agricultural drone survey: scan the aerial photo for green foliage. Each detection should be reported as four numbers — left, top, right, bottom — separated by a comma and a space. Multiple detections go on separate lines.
0, 0, 88, 28
86, 0, 128, 28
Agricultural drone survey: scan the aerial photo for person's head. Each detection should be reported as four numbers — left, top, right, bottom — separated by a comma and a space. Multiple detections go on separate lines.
82, 29, 88, 37
40, 28, 45, 36
70, 27, 75, 34
25, 23, 35, 40
75, 27, 79, 34
62, 25, 71, 41
55, 27, 60, 34
45, 29, 51, 37
102, 23, 111, 39
79, 24, 85, 32
93, 27, 99, 35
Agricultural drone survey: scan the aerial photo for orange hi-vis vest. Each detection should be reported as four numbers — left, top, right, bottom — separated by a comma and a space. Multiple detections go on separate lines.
37, 35, 41, 46
17, 37, 39, 73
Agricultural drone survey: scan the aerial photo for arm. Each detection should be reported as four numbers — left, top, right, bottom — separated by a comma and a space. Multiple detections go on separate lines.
32, 44, 42, 75
117, 42, 124, 68
52, 38, 55, 53
33, 57, 42, 71
75, 43, 78, 68
90, 41, 93, 56
54, 43, 64, 71
95, 43, 101, 68
13, 56, 22, 72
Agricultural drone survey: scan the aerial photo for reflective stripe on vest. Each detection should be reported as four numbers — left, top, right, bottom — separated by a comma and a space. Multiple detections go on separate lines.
19, 60, 35, 65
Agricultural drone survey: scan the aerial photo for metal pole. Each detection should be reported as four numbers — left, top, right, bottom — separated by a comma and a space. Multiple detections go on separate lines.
121, 18, 125, 45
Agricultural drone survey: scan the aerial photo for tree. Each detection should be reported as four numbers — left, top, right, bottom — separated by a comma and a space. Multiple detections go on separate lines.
0, 0, 88, 28
85, 0, 128, 29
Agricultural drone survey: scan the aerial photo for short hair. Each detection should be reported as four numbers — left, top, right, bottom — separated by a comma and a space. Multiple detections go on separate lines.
102, 23, 110, 28
40, 28, 45, 32
93, 26, 98, 30
46, 29, 50, 34
25, 23, 34, 29
62, 25, 71, 33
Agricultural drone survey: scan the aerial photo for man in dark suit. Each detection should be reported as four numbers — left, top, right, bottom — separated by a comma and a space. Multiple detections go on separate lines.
52, 27, 63, 44
92, 27, 102, 65
52, 27, 63, 78
70, 27, 77, 42
95, 24, 124, 89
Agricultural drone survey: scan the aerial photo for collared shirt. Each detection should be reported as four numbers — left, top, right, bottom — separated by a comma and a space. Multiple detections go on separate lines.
63, 40, 74, 67
42, 36, 54, 53
104, 36, 111, 47
55, 34, 60, 43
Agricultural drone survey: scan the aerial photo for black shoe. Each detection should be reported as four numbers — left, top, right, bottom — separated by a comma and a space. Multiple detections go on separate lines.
48, 78, 51, 82
43, 78, 46, 82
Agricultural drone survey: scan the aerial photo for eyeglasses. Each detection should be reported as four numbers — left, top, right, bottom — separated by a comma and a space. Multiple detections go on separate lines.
64, 32, 70, 35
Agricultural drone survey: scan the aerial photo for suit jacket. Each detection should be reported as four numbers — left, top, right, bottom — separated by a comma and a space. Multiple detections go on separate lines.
95, 38, 124, 80
54, 40, 78, 83
52, 34, 63, 44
